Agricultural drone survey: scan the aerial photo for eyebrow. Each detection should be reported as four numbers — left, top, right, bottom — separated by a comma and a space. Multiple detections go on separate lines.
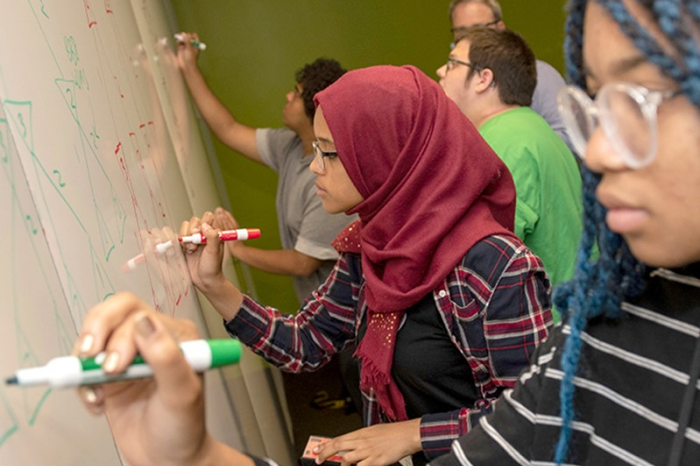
316, 136, 335, 145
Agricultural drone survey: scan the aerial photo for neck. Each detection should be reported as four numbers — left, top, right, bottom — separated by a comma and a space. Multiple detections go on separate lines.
296, 122, 316, 156
474, 103, 521, 129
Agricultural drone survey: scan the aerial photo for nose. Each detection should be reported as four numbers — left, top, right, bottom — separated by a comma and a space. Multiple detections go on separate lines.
436, 64, 446, 80
309, 153, 323, 175
583, 126, 627, 174
285, 91, 294, 103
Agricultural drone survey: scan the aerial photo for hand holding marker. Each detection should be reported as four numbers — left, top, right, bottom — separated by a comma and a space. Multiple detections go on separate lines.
5, 339, 241, 388
123, 228, 261, 271
174, 33, 206, 51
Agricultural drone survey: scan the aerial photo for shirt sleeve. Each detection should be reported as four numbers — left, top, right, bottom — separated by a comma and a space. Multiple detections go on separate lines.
419, 236, 553, 460
531, 60, 572, 151
224, 253, 361, 372
256, 127, 298, 172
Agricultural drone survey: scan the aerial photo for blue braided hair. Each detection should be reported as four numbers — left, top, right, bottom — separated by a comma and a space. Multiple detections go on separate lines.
554, 0, 700, 463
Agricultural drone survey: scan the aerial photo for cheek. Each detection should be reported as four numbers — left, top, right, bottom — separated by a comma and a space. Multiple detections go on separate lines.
635, 113, 700, 265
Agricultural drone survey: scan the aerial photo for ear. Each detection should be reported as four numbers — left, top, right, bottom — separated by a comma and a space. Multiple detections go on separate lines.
473, 68, 496, 94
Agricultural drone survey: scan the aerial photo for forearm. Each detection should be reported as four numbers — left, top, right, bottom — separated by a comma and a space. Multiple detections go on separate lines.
180, 66, 259, 161
232, 245, 322, 277
197, 274, 244, 322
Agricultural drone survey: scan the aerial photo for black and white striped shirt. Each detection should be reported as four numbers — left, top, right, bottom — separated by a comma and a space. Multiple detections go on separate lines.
432, 267, 700, 465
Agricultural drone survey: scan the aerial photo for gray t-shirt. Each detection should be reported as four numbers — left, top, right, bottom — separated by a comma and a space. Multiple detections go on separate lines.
256, 128, 357, 303
532, 60, 573, 153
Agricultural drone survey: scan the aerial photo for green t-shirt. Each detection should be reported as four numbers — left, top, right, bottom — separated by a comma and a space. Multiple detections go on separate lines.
479, 107, 583, 316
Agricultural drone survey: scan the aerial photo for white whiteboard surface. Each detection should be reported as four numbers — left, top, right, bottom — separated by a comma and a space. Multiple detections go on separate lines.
0, 0, 243, 464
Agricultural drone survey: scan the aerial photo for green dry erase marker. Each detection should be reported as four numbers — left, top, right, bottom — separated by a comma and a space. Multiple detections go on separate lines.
5, 339, 241, 388
174, 33, 207, 51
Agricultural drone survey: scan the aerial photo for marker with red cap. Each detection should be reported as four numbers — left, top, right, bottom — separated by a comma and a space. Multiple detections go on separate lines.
179, 228, 261, 245
122, 228, 261, 271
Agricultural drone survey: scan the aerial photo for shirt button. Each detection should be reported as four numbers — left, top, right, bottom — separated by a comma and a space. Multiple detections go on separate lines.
438, 290, 447, 298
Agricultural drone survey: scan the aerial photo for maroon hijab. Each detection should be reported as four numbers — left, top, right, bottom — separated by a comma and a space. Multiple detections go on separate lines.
315, 65, 516, 421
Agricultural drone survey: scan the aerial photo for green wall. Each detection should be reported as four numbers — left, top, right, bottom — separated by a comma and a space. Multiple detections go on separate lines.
169, 0, 568, 313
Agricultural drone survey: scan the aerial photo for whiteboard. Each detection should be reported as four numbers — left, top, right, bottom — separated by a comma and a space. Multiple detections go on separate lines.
0, 0, 243, 464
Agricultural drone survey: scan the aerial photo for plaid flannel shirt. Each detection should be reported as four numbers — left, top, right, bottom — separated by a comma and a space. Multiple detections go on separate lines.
226, 234, 552, 460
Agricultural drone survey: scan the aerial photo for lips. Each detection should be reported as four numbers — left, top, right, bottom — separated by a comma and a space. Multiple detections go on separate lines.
597, 190, 649, 234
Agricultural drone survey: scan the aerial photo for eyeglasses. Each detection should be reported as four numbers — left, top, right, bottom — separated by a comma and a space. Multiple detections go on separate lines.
444, 58, 479, 73
557, 82, 679, 169
312, 141, 338, 173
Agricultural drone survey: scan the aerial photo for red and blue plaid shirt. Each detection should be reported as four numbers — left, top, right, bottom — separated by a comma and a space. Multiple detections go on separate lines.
226, 234, 552, 460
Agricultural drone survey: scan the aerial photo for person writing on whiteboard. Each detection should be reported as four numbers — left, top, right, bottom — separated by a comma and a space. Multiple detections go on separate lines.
180, 65, 552, 466
176, 33, 355, 304
78, 1, 700, 463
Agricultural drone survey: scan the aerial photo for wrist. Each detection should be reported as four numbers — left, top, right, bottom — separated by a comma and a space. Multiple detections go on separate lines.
192, 437, 256, 466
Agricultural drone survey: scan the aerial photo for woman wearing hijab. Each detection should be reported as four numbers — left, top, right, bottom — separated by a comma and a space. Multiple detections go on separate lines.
74, 65, 552, 466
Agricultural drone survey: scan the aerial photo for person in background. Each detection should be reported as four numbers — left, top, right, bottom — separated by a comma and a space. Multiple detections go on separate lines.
437, 26, 582, 319
431, 0, 700, 463
447, 0, 574, 152
177, 34, 355, 304
75, 64, 552, 466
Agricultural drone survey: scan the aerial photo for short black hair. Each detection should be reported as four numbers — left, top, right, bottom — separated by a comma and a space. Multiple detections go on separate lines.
295, 58, 347, 120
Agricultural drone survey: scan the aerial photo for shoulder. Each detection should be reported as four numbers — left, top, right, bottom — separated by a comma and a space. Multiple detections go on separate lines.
535, 59, 566, 86
459, 234, 543, 282
256, 128, 303, 165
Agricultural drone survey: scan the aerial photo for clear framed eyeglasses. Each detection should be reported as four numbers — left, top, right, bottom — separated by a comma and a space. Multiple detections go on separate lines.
557, 82, 679, 169
312, 141, 338, 173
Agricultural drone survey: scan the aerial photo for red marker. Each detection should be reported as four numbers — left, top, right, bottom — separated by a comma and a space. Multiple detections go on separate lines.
178, 228, 261, 245
122, 228, 261, 271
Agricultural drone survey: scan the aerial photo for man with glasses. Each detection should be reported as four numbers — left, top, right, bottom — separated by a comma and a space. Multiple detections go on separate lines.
437, 27, 582, 320
176, 34, 356, 304
448, 0, 573, 151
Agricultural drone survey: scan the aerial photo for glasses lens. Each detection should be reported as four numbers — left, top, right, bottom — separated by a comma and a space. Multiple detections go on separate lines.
600, 85, 654, 168
558, 87, 597, 158
313, 142, 325, 172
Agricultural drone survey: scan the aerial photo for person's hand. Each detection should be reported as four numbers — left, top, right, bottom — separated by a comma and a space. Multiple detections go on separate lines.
180, 212, 227, 293
213, 207, 243, 258
73, 293, 213, 466
175, 31, 201, 73
314, 419, 423, 466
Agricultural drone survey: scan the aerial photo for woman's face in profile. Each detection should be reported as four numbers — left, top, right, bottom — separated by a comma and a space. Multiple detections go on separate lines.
310, 106, 364, 215
582, 0, 700, 267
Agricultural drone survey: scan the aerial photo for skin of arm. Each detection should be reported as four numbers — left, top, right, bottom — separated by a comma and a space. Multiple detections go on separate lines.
176, 32, 261, 163
230, 244, 323, 277
215, 208, 323, 277
73, 293, 254, 466
180, 213, 245, 321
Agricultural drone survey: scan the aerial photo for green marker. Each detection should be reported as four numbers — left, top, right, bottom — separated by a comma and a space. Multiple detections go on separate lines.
174, 33, 207, 51
5, 339, 241, 388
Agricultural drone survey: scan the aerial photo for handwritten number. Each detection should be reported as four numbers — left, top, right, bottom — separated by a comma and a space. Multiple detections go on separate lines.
53, 169, 66, 187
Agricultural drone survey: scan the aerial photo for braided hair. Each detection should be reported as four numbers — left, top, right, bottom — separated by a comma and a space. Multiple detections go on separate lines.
554, 0, 700, 463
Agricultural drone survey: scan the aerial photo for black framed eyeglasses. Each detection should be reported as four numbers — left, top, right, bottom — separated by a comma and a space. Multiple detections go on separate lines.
444, 58, 479, 73
312, 141, 338, 173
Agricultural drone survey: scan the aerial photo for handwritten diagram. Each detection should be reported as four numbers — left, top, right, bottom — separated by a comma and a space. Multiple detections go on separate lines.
0, 0, 208, 464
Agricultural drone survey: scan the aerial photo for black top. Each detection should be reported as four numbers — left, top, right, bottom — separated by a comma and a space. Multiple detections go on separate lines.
432, 266, 700, 466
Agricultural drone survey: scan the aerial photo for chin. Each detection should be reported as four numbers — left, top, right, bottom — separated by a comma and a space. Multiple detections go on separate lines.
627, 238, 700, 269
